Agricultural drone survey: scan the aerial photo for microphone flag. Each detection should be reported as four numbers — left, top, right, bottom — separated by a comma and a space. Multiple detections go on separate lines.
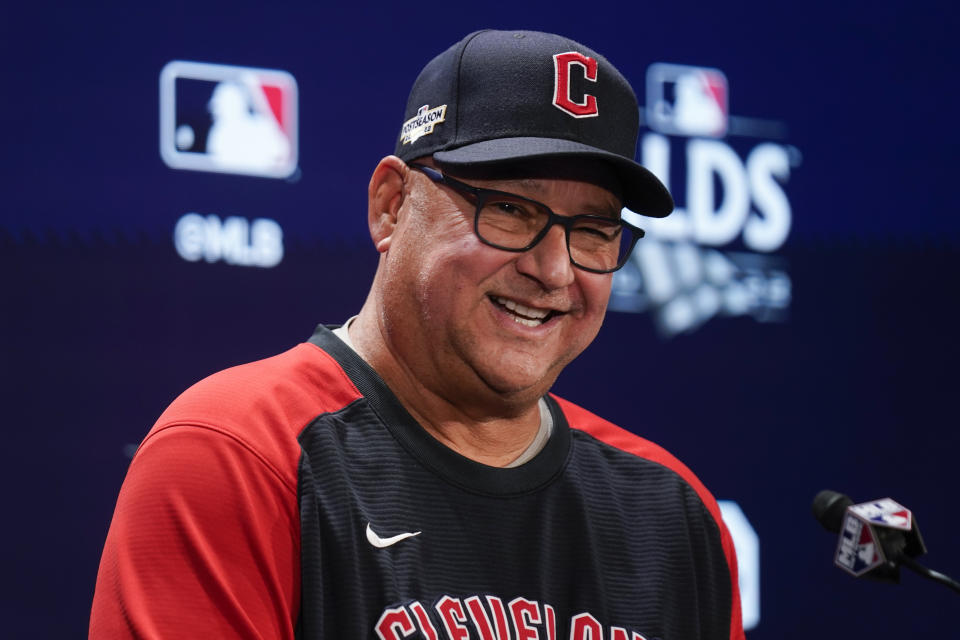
834, 498, 927, 581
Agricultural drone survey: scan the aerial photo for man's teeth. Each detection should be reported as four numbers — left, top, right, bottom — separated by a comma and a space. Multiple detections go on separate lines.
493, 296, 550, 327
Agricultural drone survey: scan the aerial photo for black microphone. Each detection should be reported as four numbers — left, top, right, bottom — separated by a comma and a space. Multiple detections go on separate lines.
812, 490, 960, 594
812, 489, 853, 534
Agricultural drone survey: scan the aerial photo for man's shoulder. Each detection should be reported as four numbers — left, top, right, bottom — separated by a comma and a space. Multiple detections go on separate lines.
552, 394, 743, 638
551, 394, 691, 471
147, 341, 363, 450
551, 393, 723, 517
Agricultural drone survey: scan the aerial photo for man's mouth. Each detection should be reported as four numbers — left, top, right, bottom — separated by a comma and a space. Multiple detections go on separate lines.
490, 295, 558, 327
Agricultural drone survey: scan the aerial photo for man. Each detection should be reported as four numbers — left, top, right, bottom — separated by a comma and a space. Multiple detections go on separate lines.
91, 30, 744, 640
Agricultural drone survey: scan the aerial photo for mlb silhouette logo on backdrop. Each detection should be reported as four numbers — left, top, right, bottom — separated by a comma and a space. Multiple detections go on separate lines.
645, 63, 728, 138
160, 61, 298, 179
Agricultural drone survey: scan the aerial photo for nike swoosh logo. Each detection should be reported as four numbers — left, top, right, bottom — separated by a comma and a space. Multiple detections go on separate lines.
366, 522, 421, 548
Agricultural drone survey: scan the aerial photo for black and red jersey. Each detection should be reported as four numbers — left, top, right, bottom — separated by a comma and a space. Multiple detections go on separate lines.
91, 325, 744, 640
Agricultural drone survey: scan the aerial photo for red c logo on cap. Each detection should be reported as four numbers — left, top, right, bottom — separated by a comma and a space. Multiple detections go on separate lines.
553, 52, 599, 118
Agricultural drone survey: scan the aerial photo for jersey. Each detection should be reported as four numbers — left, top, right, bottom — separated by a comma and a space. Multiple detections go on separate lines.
91, 325, 744, 640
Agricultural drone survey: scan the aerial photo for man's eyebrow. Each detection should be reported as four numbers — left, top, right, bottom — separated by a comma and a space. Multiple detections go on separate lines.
516, 178, 545, 193
482, 175, 622, 215
565, 191, 623, 217
582, 202, 622, 218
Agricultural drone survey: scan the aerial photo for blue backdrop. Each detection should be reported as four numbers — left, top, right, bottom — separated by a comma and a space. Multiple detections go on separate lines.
3, 1, 959, 636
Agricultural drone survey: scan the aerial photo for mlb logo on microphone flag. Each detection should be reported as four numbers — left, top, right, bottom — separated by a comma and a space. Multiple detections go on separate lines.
835, 511, 884, 577
160, 61, 298, 179
850, 498, 913, 531
645, 63, 728, 138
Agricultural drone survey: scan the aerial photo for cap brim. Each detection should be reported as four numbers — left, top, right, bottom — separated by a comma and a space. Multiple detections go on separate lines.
433, 137, 673, 217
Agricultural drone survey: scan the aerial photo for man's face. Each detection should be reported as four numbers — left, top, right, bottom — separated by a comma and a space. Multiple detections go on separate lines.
376, 158, 622, 410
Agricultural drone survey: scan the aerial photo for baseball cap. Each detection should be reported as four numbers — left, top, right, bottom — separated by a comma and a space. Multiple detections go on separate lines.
394, 30, 673, 217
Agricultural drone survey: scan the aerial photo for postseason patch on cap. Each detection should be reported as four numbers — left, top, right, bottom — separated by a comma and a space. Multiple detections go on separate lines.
400, 104, 447, 145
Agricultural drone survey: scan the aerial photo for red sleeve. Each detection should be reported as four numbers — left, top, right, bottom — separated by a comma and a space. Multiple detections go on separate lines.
553, 395, 746, 640
89, 424, 300, 639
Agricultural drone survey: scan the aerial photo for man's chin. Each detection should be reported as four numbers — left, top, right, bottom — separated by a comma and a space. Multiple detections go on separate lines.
474, 361, 563, 405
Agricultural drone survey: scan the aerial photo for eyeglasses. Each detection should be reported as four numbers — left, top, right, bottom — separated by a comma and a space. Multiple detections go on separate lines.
409, 163, 644, 274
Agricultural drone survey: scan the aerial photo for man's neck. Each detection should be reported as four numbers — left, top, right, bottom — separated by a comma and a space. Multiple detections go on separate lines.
345, 310, 545, 467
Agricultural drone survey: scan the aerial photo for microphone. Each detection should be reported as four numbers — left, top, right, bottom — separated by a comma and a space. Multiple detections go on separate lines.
811, 489, 853, 534
812, 490, 960, 594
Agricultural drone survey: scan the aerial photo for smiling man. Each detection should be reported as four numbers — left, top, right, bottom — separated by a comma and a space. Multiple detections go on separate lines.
92, 30, 745, 640
353, 156, 629, 465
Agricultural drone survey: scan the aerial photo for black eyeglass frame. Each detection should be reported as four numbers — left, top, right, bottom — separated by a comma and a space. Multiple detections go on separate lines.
409, 163, 645, 274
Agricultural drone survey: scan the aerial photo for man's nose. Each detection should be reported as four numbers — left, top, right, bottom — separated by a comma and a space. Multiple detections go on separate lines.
515, 224, 575, 289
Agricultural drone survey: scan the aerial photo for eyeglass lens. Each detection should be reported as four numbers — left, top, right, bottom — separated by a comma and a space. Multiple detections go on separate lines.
475, 194, 633, 272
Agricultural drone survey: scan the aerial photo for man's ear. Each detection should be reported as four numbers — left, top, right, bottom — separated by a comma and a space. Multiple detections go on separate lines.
368, 155, 408, 253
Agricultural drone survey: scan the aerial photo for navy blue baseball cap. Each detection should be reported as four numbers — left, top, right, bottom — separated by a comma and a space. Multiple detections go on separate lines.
394, 30, 673, 217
